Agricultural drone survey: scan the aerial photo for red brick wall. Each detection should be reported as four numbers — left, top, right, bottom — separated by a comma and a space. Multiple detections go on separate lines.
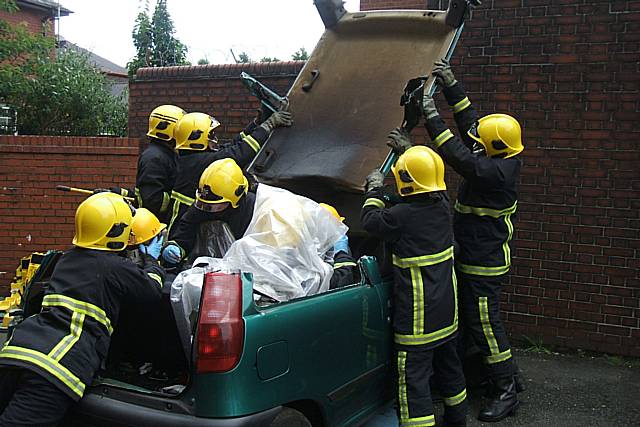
359, 0, 640, 356
128, 62, 304, 149
0, 5, 55, 36
0, 136, 139, 288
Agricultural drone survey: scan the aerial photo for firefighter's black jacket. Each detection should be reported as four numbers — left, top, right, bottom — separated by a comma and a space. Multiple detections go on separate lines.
135, 139, 177, 224
361, 191, 457, 350
329, 250, 357, 289
168, 122, 269, 232
170, 191, 257, 257
425, 82, 521, 277
0, 248, 164, 401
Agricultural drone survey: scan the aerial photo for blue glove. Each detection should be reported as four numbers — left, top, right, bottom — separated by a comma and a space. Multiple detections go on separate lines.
334, 234, 350, 255
162, 243, 183, 265
139, 235, 163, 260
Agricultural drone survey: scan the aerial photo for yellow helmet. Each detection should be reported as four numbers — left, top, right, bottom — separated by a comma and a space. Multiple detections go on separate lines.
129, 208, 166, 245
174, 112, 221, 151
319, 203, 344, 222
392, 146, 446, 196
467, 113, 523, 158
72, 193, 133, 251
147, 105, 187, 142
196, 158, 248, 209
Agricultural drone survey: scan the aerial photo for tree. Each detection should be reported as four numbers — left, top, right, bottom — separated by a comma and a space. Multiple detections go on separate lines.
260, 57, 280, 63
292, 47, 309, 61
237, 51, 251, 63
128, 0, 188, 76
14, 50, 128, 136
197, 58, 209, 65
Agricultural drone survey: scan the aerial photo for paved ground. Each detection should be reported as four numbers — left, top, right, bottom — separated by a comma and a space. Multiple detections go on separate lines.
1, 331, 638, 426
363, 348, 640, 427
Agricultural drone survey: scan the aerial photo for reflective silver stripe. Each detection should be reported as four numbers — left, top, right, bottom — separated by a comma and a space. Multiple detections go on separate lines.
398, 351, 409, 421
400, 415, 435, 427
454, 200, 517, 218
147, 273, 163, 288
433, 129, 454, 147
457, 263, 510, 276
242, 134, 261, 152
134, 187, 143, 208
171, 190, 194, 205
486, 349, 512, 364
0, 346, 85, 398
160, 192, 171, 213
392, 246, 454, 269
333, 262, 356, 269
452, 97, 471, 113
363, 198, 385, 208
42, 294, 113, 335
443, 388, 467, 406
48, 312, 85, 361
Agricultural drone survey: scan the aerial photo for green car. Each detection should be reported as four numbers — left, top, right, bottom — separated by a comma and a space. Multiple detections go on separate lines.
15, 2, 468, 426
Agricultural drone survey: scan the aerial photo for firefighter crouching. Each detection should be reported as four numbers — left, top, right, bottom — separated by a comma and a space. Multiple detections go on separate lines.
361, 134, 468, 427
423, 58, 524, 422
0, 193, 165, 425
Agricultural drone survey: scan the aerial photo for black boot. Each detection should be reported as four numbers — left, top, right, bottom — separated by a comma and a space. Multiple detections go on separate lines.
514, 371, 526, 393
477, 376, 519, 422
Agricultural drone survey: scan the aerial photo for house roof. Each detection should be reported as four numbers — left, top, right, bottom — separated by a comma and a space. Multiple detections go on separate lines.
58, 38, 128, 77
17, 0, 72, 17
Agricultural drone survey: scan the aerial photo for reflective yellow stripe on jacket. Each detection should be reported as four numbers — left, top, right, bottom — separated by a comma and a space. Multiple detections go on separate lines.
393, 247, 458, 346
168, 190, 195, 231
0, 346, 86, 398
42, 294, 113, 335
454, 200, 517, 277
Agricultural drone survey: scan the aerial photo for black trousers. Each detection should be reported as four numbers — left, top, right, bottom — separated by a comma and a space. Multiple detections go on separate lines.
0, 367, 74, 427
458, 271, 515, 378
395, 339, 467, 427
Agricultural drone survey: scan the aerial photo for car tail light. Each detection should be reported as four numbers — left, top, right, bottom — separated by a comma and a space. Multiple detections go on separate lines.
196, 272, 244, 373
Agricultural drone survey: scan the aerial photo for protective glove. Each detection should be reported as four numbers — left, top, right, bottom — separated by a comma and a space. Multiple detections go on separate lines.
432, 58, 457, 88
365, 170, 385, 193
139, 234, 164, 260
162, 243, 183, 265
334, 234, 350, 255
422, 95, 440, 120
386, 127, 413, 155
259, 110, 293, 133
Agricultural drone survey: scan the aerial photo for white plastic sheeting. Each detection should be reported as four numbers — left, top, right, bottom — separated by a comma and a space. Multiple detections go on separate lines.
224, 184, 347, 301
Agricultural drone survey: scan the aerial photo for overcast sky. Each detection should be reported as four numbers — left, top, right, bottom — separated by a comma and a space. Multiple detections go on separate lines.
57, 0, 361, 68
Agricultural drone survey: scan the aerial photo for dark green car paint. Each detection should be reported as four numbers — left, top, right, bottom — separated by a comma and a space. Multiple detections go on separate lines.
187, 257, 393, 426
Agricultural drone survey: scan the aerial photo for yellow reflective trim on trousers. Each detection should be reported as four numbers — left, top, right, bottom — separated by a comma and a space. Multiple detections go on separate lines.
400, 415, 435, 427
243, 134, 261, 152
410, 267, 424, 336
393, 246, 454, 269
395, 268, 458, 346
397, 351, 409, 421
147, 273, 163, 288
135, 187, 143, 208
433, 129, 454, 148
48, 312, 84, 362
443, 388, 467, 406
0, 346, 85, 398
334, 262, 357, 269
452, 97, 471, 114
42, 294, 113, 335
486, 348, 512, 364
363, 198, 385, 209
454, 200, 517, 218
479, 297, 500, 357
503, 210, 515, 269
457, 263, 510, 276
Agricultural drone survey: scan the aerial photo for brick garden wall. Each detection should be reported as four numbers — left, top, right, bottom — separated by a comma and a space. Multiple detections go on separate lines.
0, 136, 139, 288
357, 0, 640, 356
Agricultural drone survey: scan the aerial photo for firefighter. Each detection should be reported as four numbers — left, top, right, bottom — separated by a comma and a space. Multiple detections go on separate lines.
0, 193, 164, 425
125, 208, 167, 266
115, 105, 187, 224
422, 58, 524, 422
319, 203, 357, 289
361, 135, 468, 427
163, 158, 256, 265
166, 108, 293, 234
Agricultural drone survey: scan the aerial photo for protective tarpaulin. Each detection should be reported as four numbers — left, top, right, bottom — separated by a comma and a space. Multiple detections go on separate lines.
224, 184, 347, 302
